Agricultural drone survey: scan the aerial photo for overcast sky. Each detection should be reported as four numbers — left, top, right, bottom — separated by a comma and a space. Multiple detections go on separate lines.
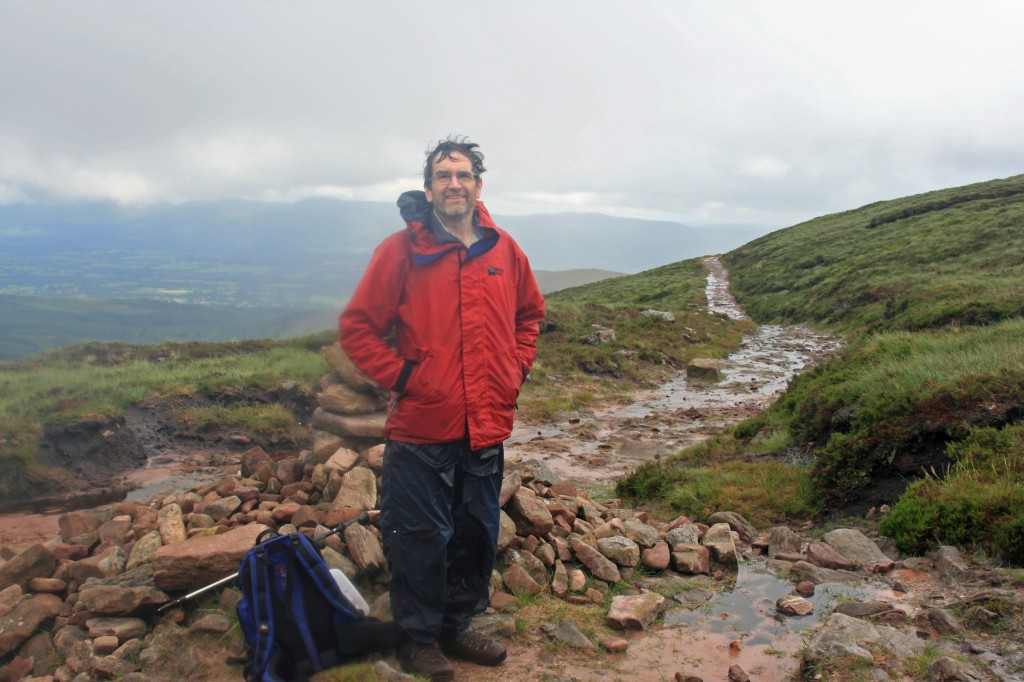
1, 1, 1022, 228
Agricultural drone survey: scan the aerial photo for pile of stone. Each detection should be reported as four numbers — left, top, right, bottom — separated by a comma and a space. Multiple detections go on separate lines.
309, 342, 390, 454
0, 439, 1004, 681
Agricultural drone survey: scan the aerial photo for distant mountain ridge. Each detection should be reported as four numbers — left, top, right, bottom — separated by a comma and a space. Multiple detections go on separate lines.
0, 198, 773, 272
0, 198, 772, 359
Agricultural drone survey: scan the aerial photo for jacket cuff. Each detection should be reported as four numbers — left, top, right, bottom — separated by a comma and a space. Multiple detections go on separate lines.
393, 358, 418, 393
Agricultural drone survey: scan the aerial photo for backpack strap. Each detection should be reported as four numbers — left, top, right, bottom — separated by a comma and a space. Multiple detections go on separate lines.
248, 544, 277, 681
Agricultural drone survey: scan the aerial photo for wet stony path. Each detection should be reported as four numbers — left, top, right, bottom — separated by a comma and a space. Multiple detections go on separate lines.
506, 256, 844, 491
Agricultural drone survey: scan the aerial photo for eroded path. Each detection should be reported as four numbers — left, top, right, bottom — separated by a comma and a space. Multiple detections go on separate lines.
506, 256, 844, 491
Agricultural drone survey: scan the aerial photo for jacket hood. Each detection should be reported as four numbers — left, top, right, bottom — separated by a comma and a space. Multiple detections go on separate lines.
396, 190, 497, 230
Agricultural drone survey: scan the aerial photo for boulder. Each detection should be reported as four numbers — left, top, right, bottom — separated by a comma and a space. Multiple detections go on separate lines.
701, 522, 738, 566
597, 536, 641, 567
687, 358, 720, 380
157, 504, 187, 545
318, 383, 384, 415
507, 488, 554, 537
58, 511, 103, 547
343, 522, 386, 574
606, 592, 665, 630
571, 537, 621, 583
0, 594, 62, 657
0, 544, 56, 592
321, 343, 380, 392
820, 528, 889, 568
312, 408, 386, 439
153, 524, 270, 591
671, 543, 710, 575
767, 526, 802, 557
78, 566, 170, 616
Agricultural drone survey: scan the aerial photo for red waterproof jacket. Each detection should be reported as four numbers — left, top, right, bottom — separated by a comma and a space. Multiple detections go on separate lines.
339, 191, 545, 450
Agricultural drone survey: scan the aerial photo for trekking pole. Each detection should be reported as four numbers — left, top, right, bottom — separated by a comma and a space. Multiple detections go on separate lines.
156, 572, 240, 613
156, 511, 372, 613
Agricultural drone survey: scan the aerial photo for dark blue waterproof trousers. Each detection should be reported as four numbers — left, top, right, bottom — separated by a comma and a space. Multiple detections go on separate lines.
380, 439, 503, 655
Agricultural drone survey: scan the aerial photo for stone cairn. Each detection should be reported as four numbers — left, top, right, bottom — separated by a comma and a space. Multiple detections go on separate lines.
0, 343, 996, 681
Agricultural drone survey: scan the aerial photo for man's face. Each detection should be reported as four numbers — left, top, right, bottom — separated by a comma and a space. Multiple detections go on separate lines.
425, 151, 482, 221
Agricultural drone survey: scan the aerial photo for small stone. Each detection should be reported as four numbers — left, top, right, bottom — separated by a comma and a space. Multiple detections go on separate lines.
600, 636, 629, 653
728, 664, 750, 682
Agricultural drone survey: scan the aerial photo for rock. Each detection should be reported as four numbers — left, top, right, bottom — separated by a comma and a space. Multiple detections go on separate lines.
324, 447, 361, 474
600, 635, 629, 652
701, 523, 737, 566
153, 524, 270, 591
321, 343, 380, 392
728, 664, 750, 682
318, 383, 384, 414
928, 656, 984, 681
641, 309, 675, 322
331, 466, 377, 512
498, 549, 548, 587
189, 612, 234, 634
86, 616, 148, 641
497, 510, 517, 551
312, 408, 386, 439
239, 446, 273, 479
502, 564, 542, 596
520, 458, 561, 486
788, 560, 861, 585
580, 327, 616, 345
58, 511, 103, 547
546, 618, 597, 650
665, 524, 700, 547
820, 528, 889, 568
551, 561, 569, 598
606, 592, 665, 630
507, 488, 554, 537
687, 358, 720, 380
767, 526, 802, 557
98, 516, 135, 547
623, 517, 660, 549
571, 537, 621, 583
642, 542, 671, 571
0, 544, 56, 592
776, 595, 813, 616
597, 536, 641, 567
803, 612, 925, 668
498, 470, 522, 507
931, 546, 971, 581
915, 608, 964, 635
343, 521, 386, 574
364, 443, 386, 471
0, 594, 62, 657
125, 530, 163, 571
706, 511, 756, 543
78, 566, 170, 616
671, 543, 710, 575
806, 540, 856, 570
795, 581, 815, 597
204, 495, 242, 522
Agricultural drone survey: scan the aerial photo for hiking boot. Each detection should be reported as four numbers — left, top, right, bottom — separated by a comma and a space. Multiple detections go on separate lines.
440, 630, 507, 666
400, 642, 454, 681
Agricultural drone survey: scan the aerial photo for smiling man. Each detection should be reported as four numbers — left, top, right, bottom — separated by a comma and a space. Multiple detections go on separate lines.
339, 136, 545, 680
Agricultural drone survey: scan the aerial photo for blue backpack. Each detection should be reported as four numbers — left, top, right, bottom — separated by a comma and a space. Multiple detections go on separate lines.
236, 527, 395, 682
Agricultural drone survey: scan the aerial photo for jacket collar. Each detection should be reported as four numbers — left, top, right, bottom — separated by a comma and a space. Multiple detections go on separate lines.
396, 190, 499, 257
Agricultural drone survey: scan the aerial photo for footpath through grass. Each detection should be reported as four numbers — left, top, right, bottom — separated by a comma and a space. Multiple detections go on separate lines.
618, 174, 1024, 564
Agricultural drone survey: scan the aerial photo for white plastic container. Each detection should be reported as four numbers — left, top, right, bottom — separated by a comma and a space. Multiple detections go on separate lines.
329, 568, 370, 617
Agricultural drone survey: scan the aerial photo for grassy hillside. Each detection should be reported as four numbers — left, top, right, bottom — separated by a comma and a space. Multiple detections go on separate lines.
619, 174, 1024, 563
725, 174, 1024, 333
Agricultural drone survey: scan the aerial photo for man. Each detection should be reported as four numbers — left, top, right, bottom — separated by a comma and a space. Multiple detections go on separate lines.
339, 136, 545, 680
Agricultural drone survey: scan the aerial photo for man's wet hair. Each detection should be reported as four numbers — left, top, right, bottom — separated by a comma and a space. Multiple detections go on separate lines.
423, 136, 486, 186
